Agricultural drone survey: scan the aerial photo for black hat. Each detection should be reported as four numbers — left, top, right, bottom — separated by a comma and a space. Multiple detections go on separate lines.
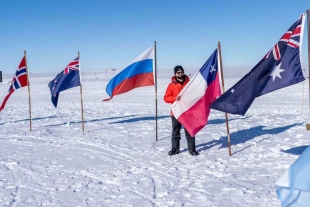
174, 65, 184, 74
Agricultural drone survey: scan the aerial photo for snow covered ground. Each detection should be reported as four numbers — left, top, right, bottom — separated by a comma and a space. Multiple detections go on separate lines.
0, 68, 309, 206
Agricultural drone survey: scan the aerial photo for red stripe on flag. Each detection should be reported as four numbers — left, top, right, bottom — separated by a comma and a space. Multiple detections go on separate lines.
287, 41, 298, 48
103, 72, 154, 101
280, 32, 292, 42
274, 44, 281, 60
0, 90, 14, 112
19, 56, 26, 69
291, 27, 301, 36
177, 74, 221, 137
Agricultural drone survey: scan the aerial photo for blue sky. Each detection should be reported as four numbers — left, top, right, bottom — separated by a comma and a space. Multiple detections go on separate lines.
0, 0, 309, 73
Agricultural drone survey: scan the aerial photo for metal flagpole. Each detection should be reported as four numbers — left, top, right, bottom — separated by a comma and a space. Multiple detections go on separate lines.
154, 41, 158, 141
306, 10, 310, 130
218, 42, 232, 156
24, 50, 32, 131
78, 51, 85, 132
307, 10, 310, 115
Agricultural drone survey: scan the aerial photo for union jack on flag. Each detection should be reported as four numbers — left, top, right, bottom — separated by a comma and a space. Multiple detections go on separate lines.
264, 14, 303, 60
210, 12, 306, 115
48, 55, 81, 108
0, 56, 29, 112
63, 56, 79, 74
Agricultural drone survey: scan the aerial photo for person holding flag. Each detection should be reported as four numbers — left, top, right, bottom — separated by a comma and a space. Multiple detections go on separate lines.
164, 66, 199, 156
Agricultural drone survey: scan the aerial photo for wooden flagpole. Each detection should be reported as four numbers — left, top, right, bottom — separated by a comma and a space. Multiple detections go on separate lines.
78, 51, 85, 132
24, 50, 32, 131
154, 41, 158, 141
217, 42, 232, 156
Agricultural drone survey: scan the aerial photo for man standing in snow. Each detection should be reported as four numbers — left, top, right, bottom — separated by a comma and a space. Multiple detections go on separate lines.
164, 66, 199, 156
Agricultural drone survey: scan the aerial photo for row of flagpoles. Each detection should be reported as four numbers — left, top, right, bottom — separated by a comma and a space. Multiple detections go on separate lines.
1, 11, 309, 160
1, 10, 309, 207
0, 51, 86, 132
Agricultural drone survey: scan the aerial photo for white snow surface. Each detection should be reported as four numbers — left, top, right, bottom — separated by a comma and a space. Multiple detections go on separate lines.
0, 69, 309, 207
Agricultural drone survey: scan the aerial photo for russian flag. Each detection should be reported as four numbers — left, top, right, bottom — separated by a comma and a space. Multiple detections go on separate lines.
103, 46, 155, 101
171, 49, 222, 137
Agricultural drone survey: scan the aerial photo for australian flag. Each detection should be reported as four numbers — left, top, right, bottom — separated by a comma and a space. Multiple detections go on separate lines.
0, 56, 28, 112
210, 13, 306, 115
48, 56, 81, 108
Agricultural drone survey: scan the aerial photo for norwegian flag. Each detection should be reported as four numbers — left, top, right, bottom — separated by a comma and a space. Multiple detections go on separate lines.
211, 13, 306, 115
48, 55, 81, 107
0, 56, 29, 112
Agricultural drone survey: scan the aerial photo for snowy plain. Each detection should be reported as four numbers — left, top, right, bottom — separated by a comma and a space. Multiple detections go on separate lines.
0, 68, 309, 207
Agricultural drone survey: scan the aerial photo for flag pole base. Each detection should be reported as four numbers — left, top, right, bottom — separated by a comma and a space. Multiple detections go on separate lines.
306, 124, 310, 131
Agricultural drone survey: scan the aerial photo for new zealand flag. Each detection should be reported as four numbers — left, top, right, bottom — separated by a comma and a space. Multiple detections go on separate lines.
48, 56, 81, 108
0, 56, 28, 112
210, 13, 306, 115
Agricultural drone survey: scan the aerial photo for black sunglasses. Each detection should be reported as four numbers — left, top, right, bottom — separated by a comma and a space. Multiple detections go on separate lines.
176, 71, 184, 74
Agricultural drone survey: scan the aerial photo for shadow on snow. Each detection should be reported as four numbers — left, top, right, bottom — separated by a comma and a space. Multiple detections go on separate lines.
196, 123, 301, 155
0, 114, 247, 126
1, 115, 171, 128
158, 115, 251, 142
43, 115, 135, 127
109, 115, 170, 124
207, 115, 251, 125
281, 145, 309, 155
0, 115, 61, 126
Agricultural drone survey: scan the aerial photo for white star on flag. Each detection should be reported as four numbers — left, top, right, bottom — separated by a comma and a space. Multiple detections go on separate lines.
230, 89, 235, 93
270, 62, 285, 81
210, 64, 216, 74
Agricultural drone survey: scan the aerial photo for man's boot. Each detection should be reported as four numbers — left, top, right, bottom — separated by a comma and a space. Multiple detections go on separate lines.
187, 139, 199, 156
168, 148, 180, 156
168, 140, 180, 156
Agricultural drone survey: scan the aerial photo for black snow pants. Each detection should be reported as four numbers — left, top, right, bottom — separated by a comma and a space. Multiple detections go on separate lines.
171, 116, 195, 151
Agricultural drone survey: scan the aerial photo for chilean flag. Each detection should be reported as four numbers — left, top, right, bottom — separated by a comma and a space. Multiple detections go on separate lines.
103, 46, 155, 101
171, 49, 221, 137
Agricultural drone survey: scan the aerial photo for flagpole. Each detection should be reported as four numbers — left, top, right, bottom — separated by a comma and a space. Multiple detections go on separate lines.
307, 10, 310, 116
78, 51, 85, 132
301, 81, 304, 114
217, 42, 232, 156
305, 9, 310, 130
154, 41, 158, 141
24, 50, 32, 131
